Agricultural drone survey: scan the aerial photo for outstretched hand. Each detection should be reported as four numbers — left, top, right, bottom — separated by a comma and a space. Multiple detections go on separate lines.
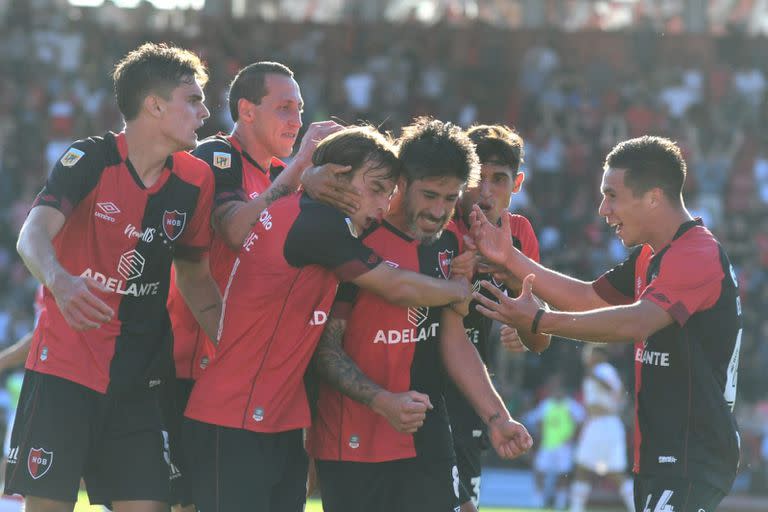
302, 163, 361, 215
468, 205, 515, 268
473, 273, 540, 330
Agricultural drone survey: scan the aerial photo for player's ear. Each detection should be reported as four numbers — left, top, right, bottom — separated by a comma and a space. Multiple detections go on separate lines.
237, 98, 255, 123
144, 93, 164, 119
512, 172, 525, 193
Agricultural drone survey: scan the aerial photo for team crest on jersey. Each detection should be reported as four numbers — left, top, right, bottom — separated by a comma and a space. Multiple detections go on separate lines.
407, 306, 429, 327
60, 148, 84, 167
28, 448, 53, 480
438, 250, 454, 279
162, 210, 187, 241
212, 152, 231, 170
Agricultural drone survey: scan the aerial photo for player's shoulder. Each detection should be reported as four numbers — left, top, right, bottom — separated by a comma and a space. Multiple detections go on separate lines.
171, 151, 215, 187
671, 223, 722, 259
56, 132, 117, 170
505, 212, 534, 234
192, 134, 243, 169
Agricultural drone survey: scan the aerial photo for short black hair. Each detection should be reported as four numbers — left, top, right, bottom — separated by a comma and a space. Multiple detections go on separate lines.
397, 117, 480, 187
312, 125, 401, 182
228, 61, 294, 122
605, 136, 687, 201
113, 42, 208, 121
467, 124, 524, 174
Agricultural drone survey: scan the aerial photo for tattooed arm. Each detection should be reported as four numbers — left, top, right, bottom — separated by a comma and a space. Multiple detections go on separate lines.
313, 317, 432, 433
173, 255, 222, 344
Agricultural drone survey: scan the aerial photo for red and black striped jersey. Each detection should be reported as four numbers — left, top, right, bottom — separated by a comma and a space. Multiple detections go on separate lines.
166, 134, 284, 380
307, 220, 463, 463
445, 210, 540, 443
184, 193, 381, 433
27, 132, 214, 394
593, 219, 741, 493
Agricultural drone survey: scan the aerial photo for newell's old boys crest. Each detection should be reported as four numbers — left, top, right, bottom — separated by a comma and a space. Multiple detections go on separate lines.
28, 448, 53, 479
213, 152, 231, 170
163, 210, 187, 241
60, 148, 85, 167
438, 250, 454, 279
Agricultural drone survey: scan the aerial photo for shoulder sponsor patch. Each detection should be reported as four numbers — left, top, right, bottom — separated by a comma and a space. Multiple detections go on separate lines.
213, 152, 231, 170
60, 148, 85, 167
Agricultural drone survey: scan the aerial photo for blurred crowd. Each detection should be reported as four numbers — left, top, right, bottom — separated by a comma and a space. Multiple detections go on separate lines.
0, 3, 766, 495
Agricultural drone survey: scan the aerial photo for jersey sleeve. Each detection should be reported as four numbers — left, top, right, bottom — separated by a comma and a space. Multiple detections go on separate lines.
284, 201, 382, 281
33, 138, 105, 217
639, 240, 724, 326
508, 213, 540, 263
592, 246, 643, 305
175, 162, 215, 261
192, 139, 248, 208
329, 282, 361, 320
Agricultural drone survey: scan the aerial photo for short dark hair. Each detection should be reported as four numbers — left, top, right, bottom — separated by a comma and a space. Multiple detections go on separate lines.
605, 136, 687, 200
467, 124, 524, 174
228, 61, 294, 122
397, 117, 480, 187
312, 125, 401, 182
113, 42, 208, 121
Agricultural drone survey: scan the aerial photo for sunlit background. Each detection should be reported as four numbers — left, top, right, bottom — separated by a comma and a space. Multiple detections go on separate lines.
0, 0, 767, 510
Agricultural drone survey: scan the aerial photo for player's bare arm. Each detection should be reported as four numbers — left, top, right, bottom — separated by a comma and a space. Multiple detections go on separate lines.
17, 206, 113, 331
213, 122, 359, 250
474, 274, 674, 343
314, 317, 432, 433
0, 330, 33, 371
352, 263, 470, 307
439, 308, 532, 459
469, 206, 608, 312
172, 255, 222, 343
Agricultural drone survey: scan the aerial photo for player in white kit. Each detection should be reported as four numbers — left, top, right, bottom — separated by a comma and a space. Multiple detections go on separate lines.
570, 345, 635, 512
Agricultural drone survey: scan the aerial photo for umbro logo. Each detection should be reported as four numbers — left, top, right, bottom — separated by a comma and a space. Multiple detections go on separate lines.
95, 202, 120, 223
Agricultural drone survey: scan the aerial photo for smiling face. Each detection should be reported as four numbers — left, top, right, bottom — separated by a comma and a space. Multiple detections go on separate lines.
460, 161, 523, 225
598, 166, 653, 247
158, 77, 210, 151
247, 73, 303, 158
401, 175, 464, 244
347, 161, 398, 233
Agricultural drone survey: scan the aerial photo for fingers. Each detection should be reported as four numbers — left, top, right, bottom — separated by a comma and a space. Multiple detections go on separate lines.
474, 303, 504, 323
476, 280, 506, 301
520, 273, 535, 298
327, 163, 353, 176
82, 282, 114, 321
462, 234, 477, 251
407, 391, 433, 410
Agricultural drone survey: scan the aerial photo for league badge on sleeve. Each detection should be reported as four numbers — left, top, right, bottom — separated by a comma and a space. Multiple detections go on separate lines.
438, 250, 454, 279
162, 210, 187, 241
213, 152, 232, 170
60, 148, 85, 167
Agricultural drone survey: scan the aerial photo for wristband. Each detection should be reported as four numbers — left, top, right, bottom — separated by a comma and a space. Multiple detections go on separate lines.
531, 308, 546, 334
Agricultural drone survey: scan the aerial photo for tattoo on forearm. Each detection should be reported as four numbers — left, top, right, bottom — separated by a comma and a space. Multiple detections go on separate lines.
263, 184, 293, 207
314, 319, 382, 406
487, 412, 502, 424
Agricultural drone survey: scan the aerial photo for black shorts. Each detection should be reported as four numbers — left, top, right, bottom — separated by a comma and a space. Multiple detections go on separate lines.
634, 475, 727, 512
453, 432, 486, 507
3, 370, 169, 505
159, 377, 195, 506
316, 457, 460, 512
182, 418, 307, 512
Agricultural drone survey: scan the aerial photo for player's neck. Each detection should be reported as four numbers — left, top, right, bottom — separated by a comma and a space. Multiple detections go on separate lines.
646, 206, 694, 253
232, 128, 273, 172
384, 194, 416, 238
123, 124, 175, 183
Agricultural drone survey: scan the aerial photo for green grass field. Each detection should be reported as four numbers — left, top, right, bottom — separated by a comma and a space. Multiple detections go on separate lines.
72, 492, 624, 512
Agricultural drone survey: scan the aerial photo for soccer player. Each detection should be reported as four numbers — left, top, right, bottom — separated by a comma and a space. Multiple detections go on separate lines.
570, 345, 634, 512
470, 136, 742, 512
164, 61, 354, 511
446, 124, 548, 511
6, 43, 221, 512
307, 118, 533, 512
182, 125, 472, 512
